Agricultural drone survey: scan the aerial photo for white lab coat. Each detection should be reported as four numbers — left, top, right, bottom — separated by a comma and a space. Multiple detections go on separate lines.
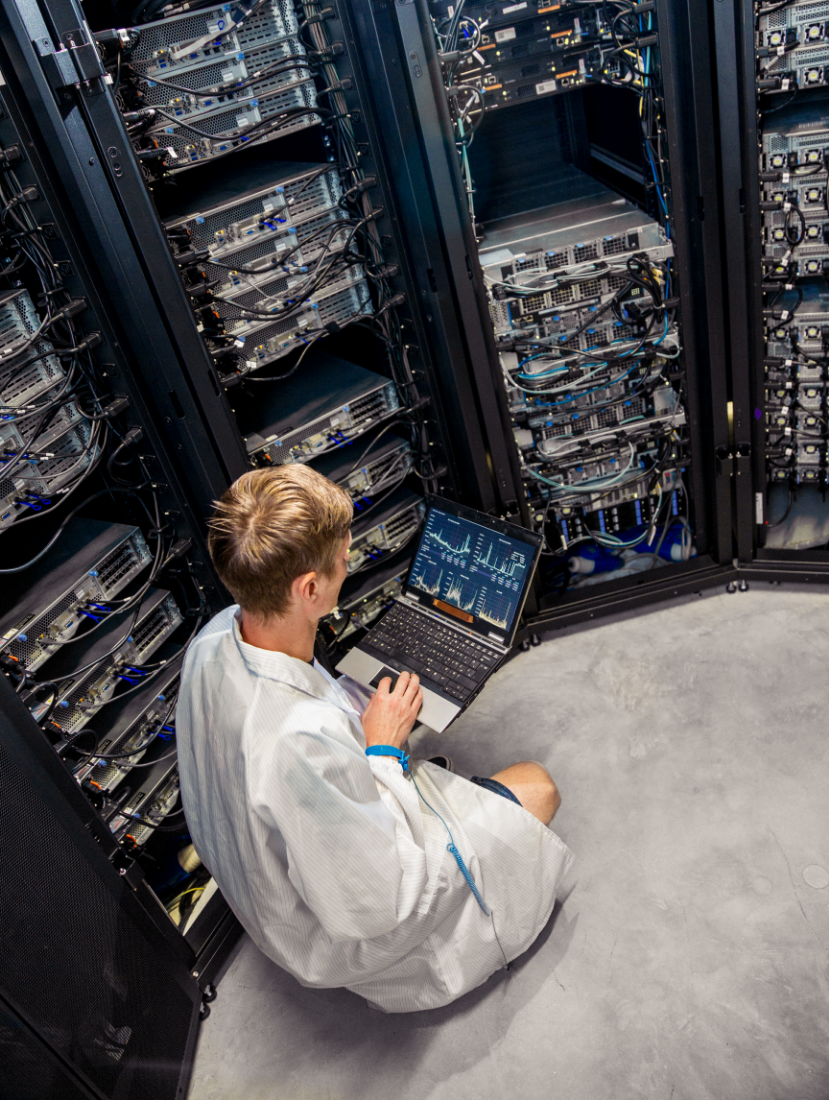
176, 607, 574, 1012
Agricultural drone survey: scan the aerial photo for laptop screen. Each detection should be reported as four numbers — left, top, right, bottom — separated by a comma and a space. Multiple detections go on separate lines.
405, 501, 539, 643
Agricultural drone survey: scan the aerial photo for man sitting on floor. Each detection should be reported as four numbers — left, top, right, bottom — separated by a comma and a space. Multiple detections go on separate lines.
176, 464, 574, 1013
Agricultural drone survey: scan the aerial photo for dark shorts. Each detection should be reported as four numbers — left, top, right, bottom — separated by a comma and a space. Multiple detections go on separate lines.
470, 775, 522, 807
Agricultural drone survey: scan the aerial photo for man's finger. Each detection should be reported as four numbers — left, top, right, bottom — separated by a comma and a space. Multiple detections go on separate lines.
378, 676, 394, 694
391, 670, 411, 694
401, 672, 420, 700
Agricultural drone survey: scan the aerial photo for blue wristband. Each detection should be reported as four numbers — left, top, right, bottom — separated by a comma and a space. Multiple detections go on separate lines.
365, 745, 410, 773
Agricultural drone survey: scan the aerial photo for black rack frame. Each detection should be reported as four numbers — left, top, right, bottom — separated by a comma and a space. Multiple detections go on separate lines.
714, 0, 829, 588
343, 0, 739, 633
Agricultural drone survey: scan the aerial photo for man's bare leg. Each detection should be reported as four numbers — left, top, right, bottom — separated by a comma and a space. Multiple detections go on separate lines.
489, 761, 560, 825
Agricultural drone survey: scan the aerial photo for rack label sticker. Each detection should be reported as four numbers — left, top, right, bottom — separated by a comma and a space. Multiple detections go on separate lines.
536, 79, 557, 94
495, 26, 517, 42
221, 69, 235, 82
755, 492, 764, 525
503, 2, 528, 12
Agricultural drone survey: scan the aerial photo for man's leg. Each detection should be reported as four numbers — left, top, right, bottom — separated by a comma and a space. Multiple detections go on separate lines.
489, 761, 561, 825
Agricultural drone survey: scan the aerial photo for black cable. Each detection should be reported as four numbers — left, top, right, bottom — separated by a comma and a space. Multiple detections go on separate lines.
0, 484, 150, 572
125, 54, 310, 98
68, 725, 175, 761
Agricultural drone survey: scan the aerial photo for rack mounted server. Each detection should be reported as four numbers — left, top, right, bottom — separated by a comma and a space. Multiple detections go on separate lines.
310, 432, 414, 506
24, 589, 183, 739
0, 519, 152, 675
104, 1, 319, 170
236, 354, 400, 466
71, 648, 185, 795
347, 488, 425, 575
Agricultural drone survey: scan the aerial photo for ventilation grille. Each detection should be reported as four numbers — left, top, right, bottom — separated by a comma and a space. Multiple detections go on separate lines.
602, 235, 630, 257
7, 591, 78, 671
349, 503, 425, 566
6, 533, 152, 672
202, 213, 347, 291
5, 420, 93, 501
158, 83, 319, 164
131, 2, 295, 63
215, 265, 364, 329
574, 242, 599, 263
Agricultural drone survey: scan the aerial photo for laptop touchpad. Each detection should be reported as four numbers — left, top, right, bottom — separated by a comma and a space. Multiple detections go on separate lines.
370, 666, 402, 692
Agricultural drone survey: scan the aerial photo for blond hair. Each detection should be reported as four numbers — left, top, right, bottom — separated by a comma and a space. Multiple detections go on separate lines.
207, 464, 353, 618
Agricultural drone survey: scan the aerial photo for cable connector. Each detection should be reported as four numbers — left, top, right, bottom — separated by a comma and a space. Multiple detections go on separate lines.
317, 41, 345, 58
349, 175, 377, 195
163, 537, 193, 567
123, 108, 158, 124
54, 298, 87, 322
100, 395, 130, 419
61, 331, 102, 356
122, 426, 144, 449
326, 78, 353, 93
136, 147, 170, 162
172, 247, 210, 266
0, 144, 22, 168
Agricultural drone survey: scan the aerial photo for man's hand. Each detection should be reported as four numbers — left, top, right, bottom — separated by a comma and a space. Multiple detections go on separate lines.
361, 671, 423, 749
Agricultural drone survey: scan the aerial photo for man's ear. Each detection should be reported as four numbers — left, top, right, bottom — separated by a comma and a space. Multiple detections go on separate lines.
292, 569, 318, 607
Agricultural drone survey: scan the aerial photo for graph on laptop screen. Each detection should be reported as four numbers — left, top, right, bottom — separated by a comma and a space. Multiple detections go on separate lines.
408, 508, 531, 632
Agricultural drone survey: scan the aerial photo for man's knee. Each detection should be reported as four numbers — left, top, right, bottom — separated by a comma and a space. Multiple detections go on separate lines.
528, 761, 561, 822
513, 761, 561, 823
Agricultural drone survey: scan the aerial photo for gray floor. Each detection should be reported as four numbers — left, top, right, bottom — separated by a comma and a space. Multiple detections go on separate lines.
188, 586, 829, 1100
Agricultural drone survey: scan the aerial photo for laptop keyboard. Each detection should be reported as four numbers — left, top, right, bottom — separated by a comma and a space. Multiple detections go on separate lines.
363, 603, 500, 701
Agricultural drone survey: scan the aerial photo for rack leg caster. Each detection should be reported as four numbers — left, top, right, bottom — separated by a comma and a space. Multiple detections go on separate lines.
726, 581, 737, 594
520, 639, 531, 652
198, 983, 217, 1020
738, 579, 749, 592
530, 633, 541, 647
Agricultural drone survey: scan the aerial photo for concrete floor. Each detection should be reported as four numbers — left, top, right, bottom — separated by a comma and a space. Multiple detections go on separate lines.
187, 586, 829, 1100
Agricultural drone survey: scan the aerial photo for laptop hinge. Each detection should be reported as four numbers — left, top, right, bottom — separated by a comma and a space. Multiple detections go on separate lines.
398, 594, 509, 653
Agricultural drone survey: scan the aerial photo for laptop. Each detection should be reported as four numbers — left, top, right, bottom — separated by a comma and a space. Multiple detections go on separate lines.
336, 496, 543, 732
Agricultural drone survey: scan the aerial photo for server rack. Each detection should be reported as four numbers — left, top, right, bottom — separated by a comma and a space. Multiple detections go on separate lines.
715, 0, 829, 589
0, 3, 247, 1095
0, 0, 499, 1092
337, 0, 737, 633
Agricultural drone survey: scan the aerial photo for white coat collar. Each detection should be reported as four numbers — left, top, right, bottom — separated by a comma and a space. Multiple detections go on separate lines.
231, 612, 338, 704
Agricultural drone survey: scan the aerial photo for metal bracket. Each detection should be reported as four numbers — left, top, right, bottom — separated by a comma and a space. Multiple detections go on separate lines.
33, 25, 105, 97
716, 448, 734, 477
